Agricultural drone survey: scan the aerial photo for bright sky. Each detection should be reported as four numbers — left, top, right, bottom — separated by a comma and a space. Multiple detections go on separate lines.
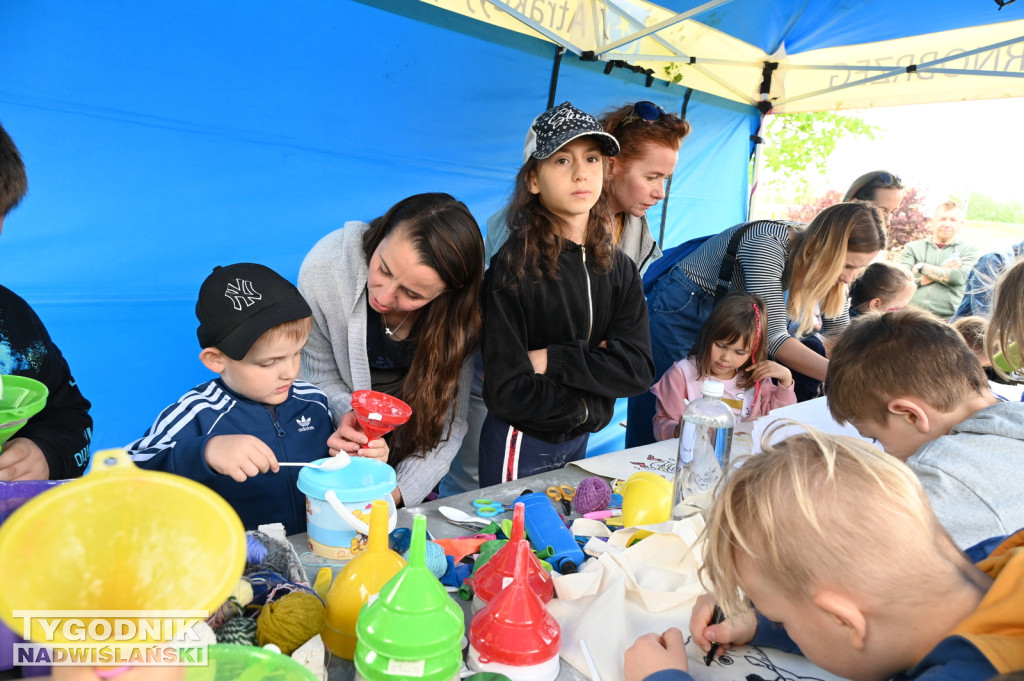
814, 97, 1024, 207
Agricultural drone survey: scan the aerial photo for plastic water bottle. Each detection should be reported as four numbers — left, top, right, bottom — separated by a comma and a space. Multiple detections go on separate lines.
672, 380, 734, 519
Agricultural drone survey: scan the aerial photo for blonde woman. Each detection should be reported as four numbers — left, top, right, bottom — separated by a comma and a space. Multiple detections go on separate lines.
628, 202, 887, 446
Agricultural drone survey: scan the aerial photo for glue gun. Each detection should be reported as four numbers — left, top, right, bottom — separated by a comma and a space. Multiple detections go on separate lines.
516, 491, 585, 574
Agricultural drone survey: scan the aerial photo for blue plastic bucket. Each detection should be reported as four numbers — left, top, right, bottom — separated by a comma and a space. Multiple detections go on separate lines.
296, 457, 396, 561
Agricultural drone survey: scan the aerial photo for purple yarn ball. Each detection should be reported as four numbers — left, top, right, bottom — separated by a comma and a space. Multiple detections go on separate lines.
573, 476, 612, 514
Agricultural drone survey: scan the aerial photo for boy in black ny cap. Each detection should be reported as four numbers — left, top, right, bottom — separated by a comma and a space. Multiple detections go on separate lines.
125, 263, 337, 533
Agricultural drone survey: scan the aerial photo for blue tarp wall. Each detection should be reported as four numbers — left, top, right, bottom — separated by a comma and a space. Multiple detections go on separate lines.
0, 1, 756, 457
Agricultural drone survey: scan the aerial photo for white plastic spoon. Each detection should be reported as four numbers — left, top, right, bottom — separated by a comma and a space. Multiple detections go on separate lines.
438, 505, 492, 529
278, 452, 351, 471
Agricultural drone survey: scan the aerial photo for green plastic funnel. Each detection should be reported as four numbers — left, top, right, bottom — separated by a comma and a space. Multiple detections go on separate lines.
355, 514, 464, 681
0, 375, 48, 446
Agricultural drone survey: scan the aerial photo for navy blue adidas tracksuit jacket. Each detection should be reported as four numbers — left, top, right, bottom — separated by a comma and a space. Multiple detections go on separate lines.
125, 378, 332, 534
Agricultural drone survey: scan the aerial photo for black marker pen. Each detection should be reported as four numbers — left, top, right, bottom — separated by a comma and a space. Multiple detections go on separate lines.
703, 605, 726, 666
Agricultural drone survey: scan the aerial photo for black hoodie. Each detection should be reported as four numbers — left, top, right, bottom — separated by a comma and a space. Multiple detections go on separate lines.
0, 285, 92, 478
482, 240, 654, 443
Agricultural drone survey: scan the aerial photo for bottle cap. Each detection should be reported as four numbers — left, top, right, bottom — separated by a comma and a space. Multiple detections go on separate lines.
701, 380, 725, 398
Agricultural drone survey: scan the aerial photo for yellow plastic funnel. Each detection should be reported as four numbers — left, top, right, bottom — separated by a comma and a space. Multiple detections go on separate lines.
322, 498, 405, 659
0, 449, 246, 646
621, 471, 672, 527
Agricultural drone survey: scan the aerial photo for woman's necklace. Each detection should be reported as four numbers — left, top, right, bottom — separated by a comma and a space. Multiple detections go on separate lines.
383, 311, 412, 338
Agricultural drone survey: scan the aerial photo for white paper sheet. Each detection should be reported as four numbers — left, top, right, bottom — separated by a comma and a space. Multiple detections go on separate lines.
750, 396, 873, 454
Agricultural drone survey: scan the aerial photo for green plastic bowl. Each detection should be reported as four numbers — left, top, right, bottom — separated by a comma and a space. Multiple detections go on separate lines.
0, 376, 48, 446
185, 644, 317, 681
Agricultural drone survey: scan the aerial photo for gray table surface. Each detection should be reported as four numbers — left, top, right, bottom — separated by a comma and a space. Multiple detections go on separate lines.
289, 465, 599, 681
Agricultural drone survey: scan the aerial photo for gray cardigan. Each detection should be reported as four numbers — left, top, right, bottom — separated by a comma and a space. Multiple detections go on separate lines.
298, 221, 472, 504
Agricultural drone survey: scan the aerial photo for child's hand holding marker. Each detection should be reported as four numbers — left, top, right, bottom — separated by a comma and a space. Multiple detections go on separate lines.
689, 593, 757, 664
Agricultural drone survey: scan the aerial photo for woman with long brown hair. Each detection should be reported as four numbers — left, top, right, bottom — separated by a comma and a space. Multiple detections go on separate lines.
299, 192, 484, 504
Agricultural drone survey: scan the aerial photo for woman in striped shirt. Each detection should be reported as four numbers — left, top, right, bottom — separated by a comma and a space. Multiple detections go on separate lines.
628, 201, 887, 446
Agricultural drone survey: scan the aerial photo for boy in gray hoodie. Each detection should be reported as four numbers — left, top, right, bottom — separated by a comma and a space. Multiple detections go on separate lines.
826, 308, 1024, 549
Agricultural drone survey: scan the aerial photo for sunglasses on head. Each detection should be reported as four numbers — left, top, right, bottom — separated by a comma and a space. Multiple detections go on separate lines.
618, 101, 665, 128
875, 172, 902, 187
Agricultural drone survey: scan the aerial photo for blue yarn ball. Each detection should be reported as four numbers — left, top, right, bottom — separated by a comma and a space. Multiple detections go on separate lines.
404, 540, 447, 579
246, 535, 268, 565
390, 527, 412, 555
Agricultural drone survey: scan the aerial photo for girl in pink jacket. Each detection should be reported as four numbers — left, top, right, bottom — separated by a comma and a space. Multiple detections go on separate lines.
650, 293, 796, 440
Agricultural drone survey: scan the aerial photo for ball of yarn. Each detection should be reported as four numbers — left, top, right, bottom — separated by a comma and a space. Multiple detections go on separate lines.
231, 578, 254, 607
403, 540, 447, 579
389, 527, 412, 555
246, 534, 268, 565
245, 570, 293, 605
216, 615, 257, 646
206, 597, 241, 630
250, 531, 295, 576
574, 476, 612, 514
256, 591, 326, 655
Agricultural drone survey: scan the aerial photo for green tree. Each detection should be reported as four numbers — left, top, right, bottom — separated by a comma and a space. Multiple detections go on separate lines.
964, 191, 1024, 223
757, 112, 879, 198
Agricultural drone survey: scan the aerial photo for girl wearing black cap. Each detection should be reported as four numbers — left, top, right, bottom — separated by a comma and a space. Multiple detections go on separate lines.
477, 102, 654, 486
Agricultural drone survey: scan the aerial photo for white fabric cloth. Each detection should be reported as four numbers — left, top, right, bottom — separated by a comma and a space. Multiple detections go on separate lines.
549, 518, 848, 681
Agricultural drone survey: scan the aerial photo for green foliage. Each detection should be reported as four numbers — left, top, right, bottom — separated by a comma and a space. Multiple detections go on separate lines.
965, 191, 1024, 223
758, 112, 879, 196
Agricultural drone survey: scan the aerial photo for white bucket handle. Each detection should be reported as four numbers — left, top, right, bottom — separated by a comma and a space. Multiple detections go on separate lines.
324, 489, 398, 536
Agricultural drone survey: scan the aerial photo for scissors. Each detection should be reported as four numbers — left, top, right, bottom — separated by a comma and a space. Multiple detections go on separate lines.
472, 498, 505, 518
545, 484, 575, 515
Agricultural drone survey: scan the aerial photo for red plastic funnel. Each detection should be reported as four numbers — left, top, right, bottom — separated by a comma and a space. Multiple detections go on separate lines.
472, 503, 553, 605
469, 540, 561, 667
351, 390, 412, 442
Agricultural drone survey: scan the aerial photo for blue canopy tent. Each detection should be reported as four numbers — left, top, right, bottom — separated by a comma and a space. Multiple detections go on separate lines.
0, 0, 1018, 459
0, 1, 754, 457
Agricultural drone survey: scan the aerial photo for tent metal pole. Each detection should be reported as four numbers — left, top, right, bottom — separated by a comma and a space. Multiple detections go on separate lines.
659, 89, 693, 247
482, 0, 585, 55
604, 0, 689, 58
613, 52, 757, 104
747, 114, 767, 221
773, 34, 1024, 108
748, 63, 776, 220
548, 46, 565, 109
594, 0, 734, 56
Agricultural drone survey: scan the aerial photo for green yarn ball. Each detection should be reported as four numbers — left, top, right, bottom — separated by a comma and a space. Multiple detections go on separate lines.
215, 615, 257, 646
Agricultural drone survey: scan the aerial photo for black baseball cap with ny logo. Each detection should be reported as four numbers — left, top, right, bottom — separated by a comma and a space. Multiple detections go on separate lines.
196, 262, 311, 360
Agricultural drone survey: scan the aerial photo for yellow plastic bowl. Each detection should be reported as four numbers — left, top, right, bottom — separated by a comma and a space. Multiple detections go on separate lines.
621, 471, 673, 527
0, 449, 245, 645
